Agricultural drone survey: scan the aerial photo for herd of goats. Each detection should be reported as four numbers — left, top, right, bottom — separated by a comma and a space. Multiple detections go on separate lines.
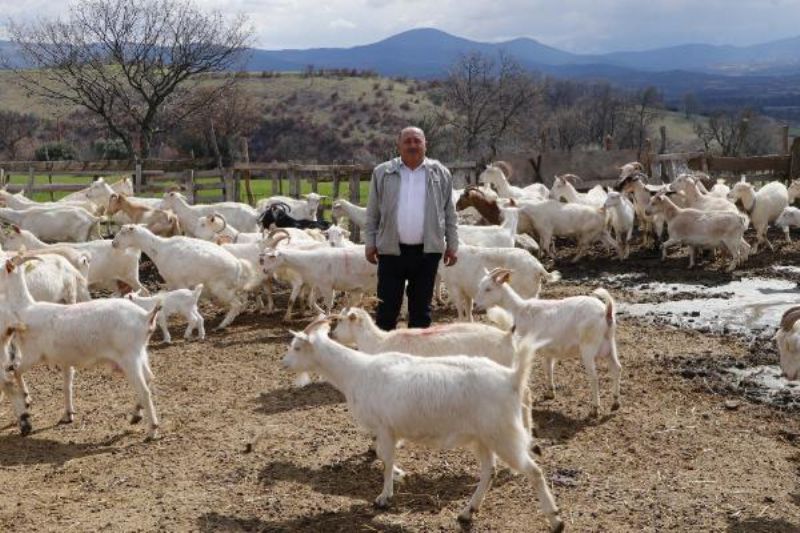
1, 160, 800, 531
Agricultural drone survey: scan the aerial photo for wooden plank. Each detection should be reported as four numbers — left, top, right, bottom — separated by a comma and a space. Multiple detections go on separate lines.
27, 183, 90, 193
705, 155, 790, 174
192, 181, 226, 191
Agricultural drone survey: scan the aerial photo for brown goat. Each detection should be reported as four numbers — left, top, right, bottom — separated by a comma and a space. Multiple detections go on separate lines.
456, 186, 501, 225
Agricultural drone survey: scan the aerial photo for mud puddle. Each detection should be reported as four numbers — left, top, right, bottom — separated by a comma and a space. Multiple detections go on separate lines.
599, 272, 800, 409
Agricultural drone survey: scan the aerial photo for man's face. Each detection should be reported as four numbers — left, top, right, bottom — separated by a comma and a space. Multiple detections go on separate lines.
398, 130, 426, 166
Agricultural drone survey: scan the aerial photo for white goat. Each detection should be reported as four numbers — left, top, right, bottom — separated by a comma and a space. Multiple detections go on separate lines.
260, 245, 377, 316
516, 199, 620, 260
549, 174, 607, 208
283, 318, 563, 530
125, 285, 205, 343
331, 305, 533, 432
775, 306, 800, 381
776, 206, 800, 241
112, 225, 256, 328
480, 165, 548, 201
727, 179, 789, 253
0, 255, 161, 439
670, 175, 738, 213
331, 199, 367, 229
0, 189, 98, 214
0, 206, 103, 242
159, 191, 259, 236
441, 245, 560, 321
0, 250, 90, 304
645, 193, 750, 271
603, 191, 635, 259
475, 268, 621, 417
0, 225, 144, 294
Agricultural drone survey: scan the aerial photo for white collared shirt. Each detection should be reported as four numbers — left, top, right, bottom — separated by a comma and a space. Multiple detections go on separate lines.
396, 160, 427, 245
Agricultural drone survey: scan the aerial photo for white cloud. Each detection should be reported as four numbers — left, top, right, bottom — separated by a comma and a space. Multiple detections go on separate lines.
329, 18, 356, 30
0, 0, 798, 53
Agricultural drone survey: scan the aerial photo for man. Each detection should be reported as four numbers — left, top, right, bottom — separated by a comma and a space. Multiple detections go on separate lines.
364, 126, 458, 331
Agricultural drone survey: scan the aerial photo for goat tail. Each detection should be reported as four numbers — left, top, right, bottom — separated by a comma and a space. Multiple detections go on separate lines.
545, 269, 561, 284
592, 287, 616, 326
486, 306, 514, 331
146, 301, 162, 334
511, 335, 547, 395
192, 283, 204, 302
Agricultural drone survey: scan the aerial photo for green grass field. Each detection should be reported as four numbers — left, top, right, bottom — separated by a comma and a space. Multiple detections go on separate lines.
3, 173, 371, 209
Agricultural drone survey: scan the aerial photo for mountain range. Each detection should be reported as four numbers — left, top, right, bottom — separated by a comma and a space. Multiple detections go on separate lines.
242, 28, 800, 78
3, 28, 800, 119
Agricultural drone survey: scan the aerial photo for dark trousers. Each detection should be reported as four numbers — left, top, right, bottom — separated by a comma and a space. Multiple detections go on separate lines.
375, 244, 442, 331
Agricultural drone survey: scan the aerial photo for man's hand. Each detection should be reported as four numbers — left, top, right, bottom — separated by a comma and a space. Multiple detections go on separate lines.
365, 246, 378, 264
443, 248, 457, 267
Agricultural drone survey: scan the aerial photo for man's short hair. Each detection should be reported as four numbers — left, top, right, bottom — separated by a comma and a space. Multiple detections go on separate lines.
399, 126, 425, 141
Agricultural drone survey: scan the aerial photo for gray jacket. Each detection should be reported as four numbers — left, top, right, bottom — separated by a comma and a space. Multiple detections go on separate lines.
365, 157, 458, 255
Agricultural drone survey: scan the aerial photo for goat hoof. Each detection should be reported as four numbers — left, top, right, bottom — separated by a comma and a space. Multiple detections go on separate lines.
144, 426, 160, 442
373, 495, 391, 509
19, 414, 32, 436
58, 413, 74, 425
588, 408, 599, 419
457, 508, 475, 522
551, 518, 565, 533
130, 413, 143, 425
611, 401, 620, 411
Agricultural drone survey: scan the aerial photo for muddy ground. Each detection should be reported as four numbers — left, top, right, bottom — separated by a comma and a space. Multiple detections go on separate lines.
1, 230, 800, 532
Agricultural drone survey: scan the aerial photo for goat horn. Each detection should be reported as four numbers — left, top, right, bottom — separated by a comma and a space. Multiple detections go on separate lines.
12, 255, 43, 267
213, 213, 228, 233
780, 306, 800, 332
303, 316, 330, 335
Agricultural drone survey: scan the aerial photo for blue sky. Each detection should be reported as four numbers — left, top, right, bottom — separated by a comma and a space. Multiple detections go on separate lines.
2, 0, 798, 52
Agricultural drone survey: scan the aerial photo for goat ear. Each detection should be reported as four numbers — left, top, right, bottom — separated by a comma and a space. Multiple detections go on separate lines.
289, 330, 308, 342
12, 224, 20, 234
5, 259, 14, 273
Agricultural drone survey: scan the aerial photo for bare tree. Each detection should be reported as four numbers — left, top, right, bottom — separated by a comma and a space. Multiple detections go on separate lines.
693, 108, 776, 156
441, 51, 534, 159
0, 111, 39, 159
8, 0, 253, 159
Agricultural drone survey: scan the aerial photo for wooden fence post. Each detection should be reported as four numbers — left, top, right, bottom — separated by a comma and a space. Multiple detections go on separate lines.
289, 167, 300, 198
0, 168, 5, 187
223, 167, 235, 202
186, 169, 195, 204
271, 169, 280, 196
349, 172, 362, 242
26, 167, 35, 197
782, 125, 790, 155
243, 169, 255, 206
642, 139, 653, 177
790, 137, 800, 181
134, 163, 143, 195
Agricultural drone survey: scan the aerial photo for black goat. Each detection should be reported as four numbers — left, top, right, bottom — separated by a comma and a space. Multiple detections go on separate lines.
258, 202, 332, 230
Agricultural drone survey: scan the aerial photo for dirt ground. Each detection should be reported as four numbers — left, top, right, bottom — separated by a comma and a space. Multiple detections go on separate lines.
2, 233, 800, 532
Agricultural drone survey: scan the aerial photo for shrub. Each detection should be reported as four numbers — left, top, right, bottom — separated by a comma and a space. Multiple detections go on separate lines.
93, 138, 131, 160
35, 142, 77, 161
